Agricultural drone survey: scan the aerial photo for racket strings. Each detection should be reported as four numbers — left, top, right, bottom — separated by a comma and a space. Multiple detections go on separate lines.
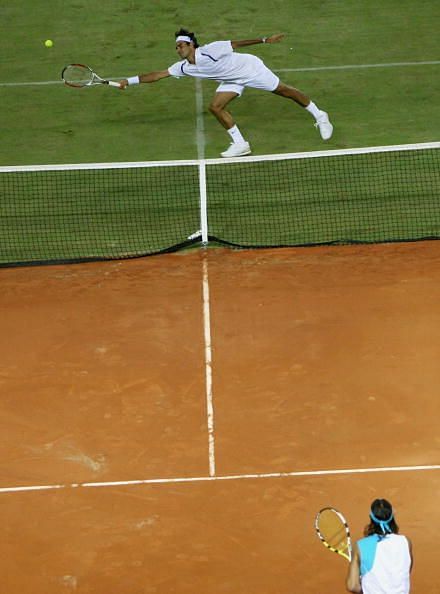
63, 64, 94, 86
318, 513, 349, 549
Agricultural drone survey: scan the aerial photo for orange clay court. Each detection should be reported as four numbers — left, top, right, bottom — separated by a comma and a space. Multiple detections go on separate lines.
0, 242, 439, 594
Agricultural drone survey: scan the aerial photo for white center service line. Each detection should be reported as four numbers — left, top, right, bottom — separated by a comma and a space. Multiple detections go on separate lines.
202, 254, 216, 476
195, 73, 213, 477
1, 60, 439, 87
1, 465, 439, 494
195, 78, 206, 160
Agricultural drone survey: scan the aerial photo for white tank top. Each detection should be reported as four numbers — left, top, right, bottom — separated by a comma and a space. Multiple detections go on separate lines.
359, 534, 411, 594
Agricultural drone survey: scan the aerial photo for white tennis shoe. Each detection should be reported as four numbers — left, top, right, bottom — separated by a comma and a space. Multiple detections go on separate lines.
315, 111, 334, 140
221, 141, 251, 158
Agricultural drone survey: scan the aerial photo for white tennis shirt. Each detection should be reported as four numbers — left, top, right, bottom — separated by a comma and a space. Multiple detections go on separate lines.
168, 41, 268, 85
359, 534, 411, 594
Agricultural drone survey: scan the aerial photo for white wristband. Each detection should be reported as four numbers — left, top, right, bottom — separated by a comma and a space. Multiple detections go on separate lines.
262, 37, 267, 43
127, 76, 140, 85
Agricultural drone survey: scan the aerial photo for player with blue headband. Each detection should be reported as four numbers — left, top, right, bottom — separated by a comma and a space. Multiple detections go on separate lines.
346, 499, 413, 594
369, 508, 394, 534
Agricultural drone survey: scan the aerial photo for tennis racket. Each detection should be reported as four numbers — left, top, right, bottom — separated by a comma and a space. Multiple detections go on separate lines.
315, 507, 352, 561
61, 63, 120, 88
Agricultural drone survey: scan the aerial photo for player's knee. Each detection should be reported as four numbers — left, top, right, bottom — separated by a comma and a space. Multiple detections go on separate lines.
209, 102, 223, 115
273, 83, 288, 96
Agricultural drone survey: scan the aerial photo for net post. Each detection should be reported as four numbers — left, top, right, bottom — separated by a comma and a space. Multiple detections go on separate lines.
199, 160, 209, 245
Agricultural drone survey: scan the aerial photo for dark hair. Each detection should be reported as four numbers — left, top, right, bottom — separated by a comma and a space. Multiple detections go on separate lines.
366, 499, 399, 537
175, 28, 199, 48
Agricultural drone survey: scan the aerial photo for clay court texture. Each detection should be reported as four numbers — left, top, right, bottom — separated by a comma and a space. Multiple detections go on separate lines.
1, 241, 439, 593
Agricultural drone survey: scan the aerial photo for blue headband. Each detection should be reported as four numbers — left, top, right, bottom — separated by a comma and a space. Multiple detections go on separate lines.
370, 510, 394, 534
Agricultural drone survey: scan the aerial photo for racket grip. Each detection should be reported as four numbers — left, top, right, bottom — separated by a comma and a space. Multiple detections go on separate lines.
107, 80, 121, 88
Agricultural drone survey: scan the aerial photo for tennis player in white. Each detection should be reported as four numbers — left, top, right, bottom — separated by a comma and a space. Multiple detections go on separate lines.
120, 29, 334, 157
346, 499, 413, 594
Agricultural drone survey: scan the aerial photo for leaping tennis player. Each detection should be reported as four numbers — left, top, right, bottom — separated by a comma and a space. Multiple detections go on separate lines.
119, 29, 334, 157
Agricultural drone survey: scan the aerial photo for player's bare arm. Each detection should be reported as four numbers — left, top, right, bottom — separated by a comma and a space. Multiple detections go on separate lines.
346, 543, 362, 593
407, 537, 414, 572
231, 33, 285, 48
119, 70, 170, 90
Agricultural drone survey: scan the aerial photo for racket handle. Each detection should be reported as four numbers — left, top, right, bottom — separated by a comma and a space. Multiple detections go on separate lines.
107, 80, 121, 88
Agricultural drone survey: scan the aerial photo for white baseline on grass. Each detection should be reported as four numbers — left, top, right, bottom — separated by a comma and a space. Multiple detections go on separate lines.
1, 60, 439, 86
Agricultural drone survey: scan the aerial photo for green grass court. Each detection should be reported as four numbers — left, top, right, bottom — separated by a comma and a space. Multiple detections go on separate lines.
0, 1, 439, 265
1, 0, 439, 165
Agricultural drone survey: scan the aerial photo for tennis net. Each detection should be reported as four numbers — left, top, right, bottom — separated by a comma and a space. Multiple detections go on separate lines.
0, 142, 439, 266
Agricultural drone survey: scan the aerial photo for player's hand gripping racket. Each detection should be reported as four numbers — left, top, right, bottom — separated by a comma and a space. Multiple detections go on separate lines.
315, 507, 352, 561
61, 64, 120, 88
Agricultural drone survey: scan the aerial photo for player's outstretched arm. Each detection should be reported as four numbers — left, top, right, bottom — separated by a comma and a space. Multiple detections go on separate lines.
119, 70, 170, 89
231, 34, 285, 48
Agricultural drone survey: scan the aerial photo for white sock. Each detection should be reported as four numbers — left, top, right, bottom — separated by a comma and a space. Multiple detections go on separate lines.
227, 124, 246, 144
305, 101, 323, 120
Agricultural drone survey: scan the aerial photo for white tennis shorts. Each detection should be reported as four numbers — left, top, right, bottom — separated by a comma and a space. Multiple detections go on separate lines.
216, 57, 280, 96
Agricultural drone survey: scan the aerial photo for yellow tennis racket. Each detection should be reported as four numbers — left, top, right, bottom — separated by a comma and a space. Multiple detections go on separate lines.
315, 507, 352, 561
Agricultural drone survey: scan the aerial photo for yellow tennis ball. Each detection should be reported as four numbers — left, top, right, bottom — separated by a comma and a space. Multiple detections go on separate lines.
44, 39, 53, 48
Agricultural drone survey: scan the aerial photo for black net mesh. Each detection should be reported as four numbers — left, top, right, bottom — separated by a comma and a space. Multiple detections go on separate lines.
207, 148, 440, 246
0, 165, 200, 266
1, 146, 439, 267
